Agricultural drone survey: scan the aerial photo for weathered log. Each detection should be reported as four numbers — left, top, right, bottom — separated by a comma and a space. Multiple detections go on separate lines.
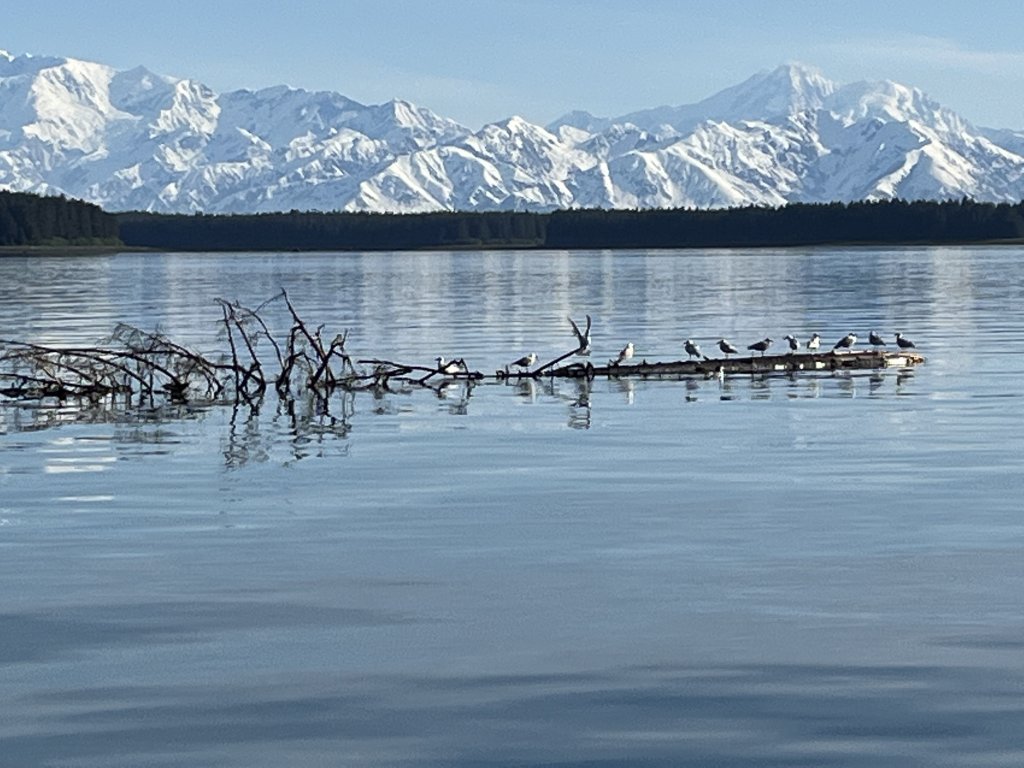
544, 349, 925, 379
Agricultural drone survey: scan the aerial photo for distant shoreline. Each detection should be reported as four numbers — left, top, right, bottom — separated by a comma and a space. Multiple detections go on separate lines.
4, 239, 1024, 257
6, 192, 1024, 254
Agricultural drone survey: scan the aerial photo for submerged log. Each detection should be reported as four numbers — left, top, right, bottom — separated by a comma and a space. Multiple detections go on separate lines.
543, 349, 925, 379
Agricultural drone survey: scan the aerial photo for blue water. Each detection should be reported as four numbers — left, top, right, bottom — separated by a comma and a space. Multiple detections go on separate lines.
2, 248, 1024, 767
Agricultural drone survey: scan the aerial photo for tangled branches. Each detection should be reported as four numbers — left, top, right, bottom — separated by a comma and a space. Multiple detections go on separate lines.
1, 290, 482, 410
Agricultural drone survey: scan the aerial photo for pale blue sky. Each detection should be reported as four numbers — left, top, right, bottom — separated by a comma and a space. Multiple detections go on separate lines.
6, 0, 1024, 129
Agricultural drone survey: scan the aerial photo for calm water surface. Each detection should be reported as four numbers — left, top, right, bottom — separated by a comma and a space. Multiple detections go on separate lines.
1, 247, 1023, 767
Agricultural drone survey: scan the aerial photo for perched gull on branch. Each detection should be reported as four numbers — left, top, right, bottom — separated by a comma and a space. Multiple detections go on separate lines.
833, 332, 857, 351
806, 333, 821, 352
895, 332, 916, 349
868, 331, 887, 347
435, 356, 463, 375
717, 339, 739, 357
509, 353, 537, 370
684, 339, 702, 360
611, 342, 634, 366
747, 337, 773, 356
783, 335, 800, 353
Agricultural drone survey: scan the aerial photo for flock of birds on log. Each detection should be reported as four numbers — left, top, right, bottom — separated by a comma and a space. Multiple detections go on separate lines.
439, 314, 919, 376
705, 331, 917, 359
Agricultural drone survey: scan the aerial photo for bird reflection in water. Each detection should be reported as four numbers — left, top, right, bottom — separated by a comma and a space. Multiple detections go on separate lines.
868, 373, 885, 396
749, 373, 772, 401
432, 379, 475, 415
834, 372, 856, 398
511, 377, 536, 402
684, 377, 700, 402
612, 377, 635, 405
567, 378, 592, 430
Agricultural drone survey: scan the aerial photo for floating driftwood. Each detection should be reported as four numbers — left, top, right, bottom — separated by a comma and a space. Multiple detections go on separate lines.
0, 296, 924, 409
529, 348, 926, 380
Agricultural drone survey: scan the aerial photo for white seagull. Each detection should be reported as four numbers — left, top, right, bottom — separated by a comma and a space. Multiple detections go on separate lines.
568, 314, 592, 355
435, 356, 462, 375
684, 339, 702, 359
611, 342, 634, 366
806, 333, 821, 352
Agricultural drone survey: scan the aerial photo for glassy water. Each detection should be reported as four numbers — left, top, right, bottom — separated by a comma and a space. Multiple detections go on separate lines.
1, 247, 1023, 767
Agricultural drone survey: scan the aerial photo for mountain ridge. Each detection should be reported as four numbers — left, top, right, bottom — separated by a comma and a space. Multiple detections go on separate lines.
2, 51, 1024, 213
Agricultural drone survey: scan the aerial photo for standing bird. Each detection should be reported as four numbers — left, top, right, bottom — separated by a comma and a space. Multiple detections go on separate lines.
747, 337, 773, 356
783, 335, 800, 353
568, 314, 592, 356
895, 332, 916, 349
717, 338, 739, 358
611, 342, 634, 366
868, 331, 887, 347
806, 333, 821, 352
509, 352, 537, 370
833, 332, 857, 351
684, 339, 702, 360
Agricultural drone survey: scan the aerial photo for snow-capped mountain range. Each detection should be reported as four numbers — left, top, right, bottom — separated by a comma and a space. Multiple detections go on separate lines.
3, 47, 1024, 214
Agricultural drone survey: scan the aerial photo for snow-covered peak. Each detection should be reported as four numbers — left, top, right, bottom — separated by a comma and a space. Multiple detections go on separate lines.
615, 62, 838, 135
547, 110, 610, 135
828, 79, 970, 135
109, 65, 178, 114
0, 50, 66, 78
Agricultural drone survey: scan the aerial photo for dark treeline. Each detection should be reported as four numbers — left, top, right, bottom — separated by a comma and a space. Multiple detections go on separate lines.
117, 199, 1024, 251
5, 189, 1024, 251
117, 210, 549, 251
546, 199, 1024, 248
0, 191, 120, 246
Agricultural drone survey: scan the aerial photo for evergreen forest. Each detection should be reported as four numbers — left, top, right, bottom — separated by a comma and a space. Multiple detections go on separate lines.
5, 189, 1024, 252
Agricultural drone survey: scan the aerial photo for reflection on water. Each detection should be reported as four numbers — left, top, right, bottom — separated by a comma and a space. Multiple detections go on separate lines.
2, 247, 1024, 767
4, 368, 921, 467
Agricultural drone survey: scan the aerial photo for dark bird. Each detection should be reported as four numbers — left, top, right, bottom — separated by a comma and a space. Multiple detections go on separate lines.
717, 338, 739, 357
868, 331, 887, 347
783, 334, 800, 353
747, 337, 773, 356
833, 332, 857, 350
684, 338, 702, 359
895, 332, 916, 349
806, 333, 821, 352
510, 352, 537, 370
568, 314, 592, 355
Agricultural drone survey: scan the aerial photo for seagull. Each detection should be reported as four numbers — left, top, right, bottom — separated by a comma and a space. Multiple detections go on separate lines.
510, 352, 537, 370
868, 331, 887, 347
611, 342, 634, 366
717, 338, 739, 357
806, 333, 821, 352
568, 314, 592, 355
747, 337, 773, 356
895, 332, 916, 349
833, 332, 857, 351
783, 334, 800, 353
435, 356, 462, 376
684, 338, 702, 360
